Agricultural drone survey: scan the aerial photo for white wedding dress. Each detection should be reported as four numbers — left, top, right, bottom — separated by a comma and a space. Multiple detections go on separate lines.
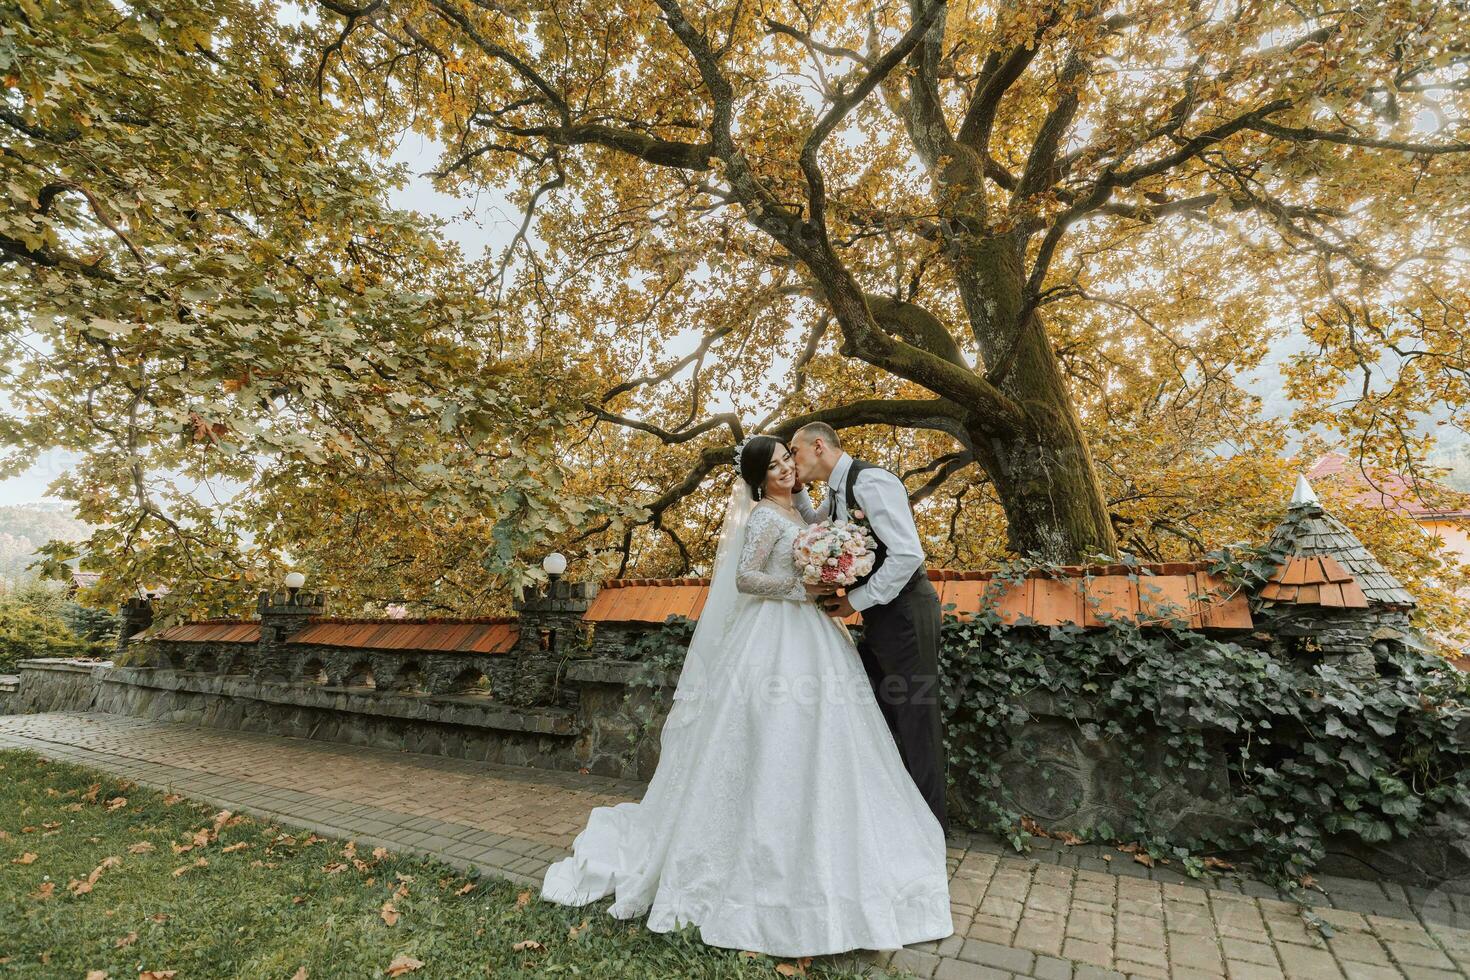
540, 491, 953, 957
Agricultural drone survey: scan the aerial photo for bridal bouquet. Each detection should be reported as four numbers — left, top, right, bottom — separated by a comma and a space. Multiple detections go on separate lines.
791, 520, 878, 588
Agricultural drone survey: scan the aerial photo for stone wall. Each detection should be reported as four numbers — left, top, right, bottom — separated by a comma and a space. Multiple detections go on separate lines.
6, 659, 105, 714
88, 666, 580, 768
953, 686, 1470, 891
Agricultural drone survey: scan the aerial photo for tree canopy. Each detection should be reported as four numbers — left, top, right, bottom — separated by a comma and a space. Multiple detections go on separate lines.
2, 0, 1467, 640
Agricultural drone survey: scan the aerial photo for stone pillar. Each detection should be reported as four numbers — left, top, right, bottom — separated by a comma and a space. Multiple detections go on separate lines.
254, 590, 324, 681
511, 579, 595, 706
114, 597, 153, 659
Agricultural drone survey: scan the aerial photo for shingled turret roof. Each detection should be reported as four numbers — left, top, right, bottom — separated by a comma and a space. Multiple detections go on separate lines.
1262, 476, 1416, 608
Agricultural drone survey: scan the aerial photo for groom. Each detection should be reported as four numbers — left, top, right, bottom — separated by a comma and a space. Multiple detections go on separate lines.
789, 422, 947, 833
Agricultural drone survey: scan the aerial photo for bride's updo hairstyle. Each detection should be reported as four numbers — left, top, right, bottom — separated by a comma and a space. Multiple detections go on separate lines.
738, 435, 787, 501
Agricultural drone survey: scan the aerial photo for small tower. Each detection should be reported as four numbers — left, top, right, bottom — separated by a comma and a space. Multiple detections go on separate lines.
255, 589, 325, 681
114, 596, 154, 659
1254, 475, 1424, 679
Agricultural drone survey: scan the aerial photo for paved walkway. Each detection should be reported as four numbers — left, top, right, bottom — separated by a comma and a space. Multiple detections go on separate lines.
0, 713, 1466, 980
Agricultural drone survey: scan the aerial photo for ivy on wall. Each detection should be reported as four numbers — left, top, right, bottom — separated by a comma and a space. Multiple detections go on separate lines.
612, 559, 1469, 885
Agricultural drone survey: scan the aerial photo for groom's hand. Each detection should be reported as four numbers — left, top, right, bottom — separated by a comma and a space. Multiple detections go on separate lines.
822, 594, 856, 619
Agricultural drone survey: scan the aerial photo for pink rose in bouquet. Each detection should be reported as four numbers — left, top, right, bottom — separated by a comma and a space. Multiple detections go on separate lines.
791, 520, 878, 587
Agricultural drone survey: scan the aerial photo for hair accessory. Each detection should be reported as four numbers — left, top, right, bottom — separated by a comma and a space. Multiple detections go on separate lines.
732, 437, 751, 464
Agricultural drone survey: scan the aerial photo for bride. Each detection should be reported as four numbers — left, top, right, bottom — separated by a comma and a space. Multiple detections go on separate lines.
540, 435, 953, 957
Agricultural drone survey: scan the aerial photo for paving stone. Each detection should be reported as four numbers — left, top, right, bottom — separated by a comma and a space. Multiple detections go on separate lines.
887, 948, 942, 978
1169, 938, 1226, 973
957, 939, 1035, 973
934, 960, 1010, 980
1327, 931, 1392, 966
1112, 943, 1167, 970
1013, 914, 1066, 956
1220, 938, 1279, 967
1061, 937, 1113, 968
1275, 942, 1344, 979
1383, 942, 1456, 971
1030, 954, 1074, 980
1339, 963, 1407, 980
1112, 959, 1167, 978
1072, 966, 1125, 980
1224, 960, 1286, 980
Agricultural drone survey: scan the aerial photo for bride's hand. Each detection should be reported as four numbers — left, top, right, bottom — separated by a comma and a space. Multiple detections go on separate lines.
805, 583, 839, 599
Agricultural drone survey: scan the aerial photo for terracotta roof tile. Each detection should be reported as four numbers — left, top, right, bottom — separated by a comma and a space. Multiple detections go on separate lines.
289, 619, 518, 655
150, 621, 261, 644
583, 564, 1255, 631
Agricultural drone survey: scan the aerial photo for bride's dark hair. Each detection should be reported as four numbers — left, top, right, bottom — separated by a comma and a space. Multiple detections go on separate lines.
738, 435, 787, 501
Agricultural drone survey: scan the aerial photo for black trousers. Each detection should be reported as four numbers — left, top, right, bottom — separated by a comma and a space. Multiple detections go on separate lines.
857, 575, 947, 833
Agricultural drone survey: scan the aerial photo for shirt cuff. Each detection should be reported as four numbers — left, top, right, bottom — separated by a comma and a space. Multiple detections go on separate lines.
846, 585, 874, 612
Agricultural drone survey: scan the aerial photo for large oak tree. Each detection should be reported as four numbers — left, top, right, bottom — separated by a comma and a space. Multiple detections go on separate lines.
321, 0, 1470, 562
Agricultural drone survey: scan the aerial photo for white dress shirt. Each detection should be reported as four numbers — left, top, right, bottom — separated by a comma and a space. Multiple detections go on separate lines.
795, 452, 926, 613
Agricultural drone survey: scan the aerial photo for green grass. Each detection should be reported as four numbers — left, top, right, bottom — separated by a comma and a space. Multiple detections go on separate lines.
0, 750, 876, 978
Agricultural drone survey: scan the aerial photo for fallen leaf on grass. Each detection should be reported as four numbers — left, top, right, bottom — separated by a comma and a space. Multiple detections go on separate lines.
149, 912, 169, 923
82, 783, 100, 803
212, 810, 233, 831
739, 951, 759, 959
138, 971, 177, 979
292, 969, 307, 980
385, 953, 424, 976
41, 821, 60, 829
32, 881, 55, 900
222, 842, 249, 854
128, 842, 155, 854
352, 859, 372, 873
64, 803, 84, 813
70, 856, 122, 896
511, 940, 543, 952
171, 858, 207, 878
775, 958, 813, 977
372, 847, 389, 860
456, 882, 475, 896
105, 797, 127, 811
515, 889, 531, 908
291, 896, 306, 905
0, 829, 9, 840
568, 919, 589, 940
381, 901, 400, 926
191, 828, 212, 848
85, 971, 107, 979
162, 794, 183, 805
321, 862, 347, 874
115, 932, 138, 949
1204, 856, 1235, 871
12, 852, 37, 865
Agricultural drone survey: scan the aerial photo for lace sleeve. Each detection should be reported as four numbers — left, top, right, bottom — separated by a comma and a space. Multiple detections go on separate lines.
736, 508, 806, 601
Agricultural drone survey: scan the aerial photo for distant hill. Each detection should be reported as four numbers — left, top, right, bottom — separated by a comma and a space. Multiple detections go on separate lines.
0, 502, 91, 582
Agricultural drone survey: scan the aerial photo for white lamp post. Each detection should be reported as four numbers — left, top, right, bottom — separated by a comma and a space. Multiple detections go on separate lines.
284, 570, 306, 600
542, 552, 568, 582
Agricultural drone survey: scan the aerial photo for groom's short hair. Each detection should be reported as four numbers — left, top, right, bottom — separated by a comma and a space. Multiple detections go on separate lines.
793, 422, 841, 450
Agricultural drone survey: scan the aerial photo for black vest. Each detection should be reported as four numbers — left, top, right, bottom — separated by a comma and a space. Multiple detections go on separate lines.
844, 460, 927, 593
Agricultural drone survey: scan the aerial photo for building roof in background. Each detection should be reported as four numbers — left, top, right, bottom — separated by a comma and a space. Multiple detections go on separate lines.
1308, 452, 1470, 520
586, 564, 1254, 630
